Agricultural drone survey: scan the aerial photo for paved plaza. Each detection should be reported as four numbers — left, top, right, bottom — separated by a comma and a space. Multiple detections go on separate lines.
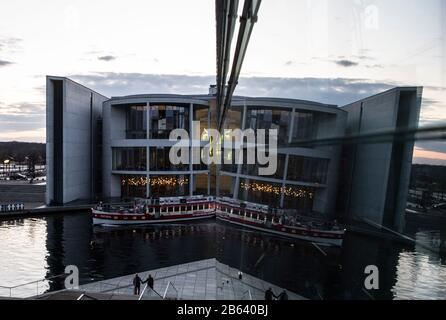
78, 258, 305, 300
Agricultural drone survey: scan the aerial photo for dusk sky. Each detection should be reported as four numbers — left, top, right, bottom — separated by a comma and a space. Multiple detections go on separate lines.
0, 0, 445, 164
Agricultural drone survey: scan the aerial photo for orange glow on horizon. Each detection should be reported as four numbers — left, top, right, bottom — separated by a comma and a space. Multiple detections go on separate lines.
414, 147, 446, 162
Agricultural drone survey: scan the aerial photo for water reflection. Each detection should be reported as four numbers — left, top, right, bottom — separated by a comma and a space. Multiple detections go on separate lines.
0, 212, 445, 299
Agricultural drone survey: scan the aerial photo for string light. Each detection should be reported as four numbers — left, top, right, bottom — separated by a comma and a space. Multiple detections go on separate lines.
121, 176, 189, 187
121, 176, 147, 186
149, 176, 189, 187
240, 181, 314, 199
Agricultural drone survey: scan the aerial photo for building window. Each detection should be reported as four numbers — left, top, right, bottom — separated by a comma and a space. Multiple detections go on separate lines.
149, 175, 190, 197
193, 105, 209, 139
291, 112, 317, 142
219, 175, 235, 197
193, 173, 209, 195
245, 108, 291, 146
113, 148, 147, 171
282, 184, 315, 213
224, 107, 243, 130
121, 175, 147, 198
241, 153, 286, 179
149, 147, 189, 171
287, 155, 329, 184
126, 105, 147, 139
150, 104, 189, 139
238, 178, 315, 212
238, 178, 283, 208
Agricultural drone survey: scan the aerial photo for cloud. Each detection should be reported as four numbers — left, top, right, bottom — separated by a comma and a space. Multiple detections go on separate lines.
0, 37, 22, 52
335, 59, 359, 67
0, 101, 45, 116
69, 72, 395, 107
98, 55, 116, 62
0, 128, 45, 143
0, 60, 14, 67
0, 101, 45, 142
413, 146, 446, 165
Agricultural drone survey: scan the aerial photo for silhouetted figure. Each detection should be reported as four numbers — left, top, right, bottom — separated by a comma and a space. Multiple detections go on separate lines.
265, 287, 276, 300
278, 290, 288, 300
144, 274, 154, 289
238, 271, 243, 280
133, 274, 142, 295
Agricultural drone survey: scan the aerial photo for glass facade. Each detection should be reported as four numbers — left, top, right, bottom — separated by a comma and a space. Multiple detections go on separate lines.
282, 185, 315, 213
245, 108, 291, 145
238, 178, 315, 212
113, 148, 147, 171
125, 104, 147, 139
224, 107, 243, 130
219, 175, 235, 197
287, 155, 329, 184
241, 153, 286, 180
149, 147, 189, 171
111, 100, 329, 213
149, 174, 190, 197
238, 178, 282, 207
193, 105, 209, 140
121, 175, 147, 198
291, 112, 317, 142
193, 173, 209, 195
150, 104, 189, 139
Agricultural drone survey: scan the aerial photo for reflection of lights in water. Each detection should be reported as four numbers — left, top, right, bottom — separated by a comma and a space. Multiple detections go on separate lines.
392, 232, 446, 300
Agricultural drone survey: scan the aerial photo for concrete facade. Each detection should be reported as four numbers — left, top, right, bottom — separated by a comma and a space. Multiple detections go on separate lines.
340, 87, 422, 231
46, 76, 108, 204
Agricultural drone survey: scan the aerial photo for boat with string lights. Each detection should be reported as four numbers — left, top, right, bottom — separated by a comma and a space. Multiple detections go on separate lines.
215, 197, 345, 246
92, 196, 215, 225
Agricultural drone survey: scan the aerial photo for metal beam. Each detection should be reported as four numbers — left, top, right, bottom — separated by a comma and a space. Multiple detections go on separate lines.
216, 0, 261, 131
288, 124, 446, 148
215, 0, 239, 118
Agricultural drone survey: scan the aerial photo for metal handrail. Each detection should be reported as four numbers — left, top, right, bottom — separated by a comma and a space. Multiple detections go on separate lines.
162, 281, 179, 300
77, 293, 99, 300
138, 283, 163, 300
241, 289, 253, 300
0, 273, 67, 298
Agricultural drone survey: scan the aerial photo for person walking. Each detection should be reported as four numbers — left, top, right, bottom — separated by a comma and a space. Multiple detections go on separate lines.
278, 290, 288, 300
264, 287, 276, 300
144, 274, 154, 290
133, 274, 142, 295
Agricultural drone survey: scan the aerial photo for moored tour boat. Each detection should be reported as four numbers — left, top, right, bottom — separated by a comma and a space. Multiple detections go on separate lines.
92, 195, 345, 246
92, 195, 215, 225
215, 197, 345, 246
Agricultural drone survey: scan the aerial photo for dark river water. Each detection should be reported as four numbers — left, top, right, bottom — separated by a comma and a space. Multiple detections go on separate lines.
0, 211, 445, 300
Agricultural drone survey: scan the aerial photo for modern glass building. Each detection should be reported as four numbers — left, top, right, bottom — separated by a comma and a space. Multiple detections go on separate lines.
101, 94, 211, 200
46, 76, 422, 228
218, 97, 346, 217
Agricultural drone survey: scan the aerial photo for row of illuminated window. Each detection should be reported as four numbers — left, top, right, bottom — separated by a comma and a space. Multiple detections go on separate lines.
120, 174, 209, 198
219, 175, 315, 212
112, 147, 328, 184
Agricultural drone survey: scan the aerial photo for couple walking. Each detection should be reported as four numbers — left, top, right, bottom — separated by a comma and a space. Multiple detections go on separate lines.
133, 273, 154, 295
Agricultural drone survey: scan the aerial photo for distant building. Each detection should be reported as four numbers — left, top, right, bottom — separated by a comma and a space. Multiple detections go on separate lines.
46, 76, 422, 230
